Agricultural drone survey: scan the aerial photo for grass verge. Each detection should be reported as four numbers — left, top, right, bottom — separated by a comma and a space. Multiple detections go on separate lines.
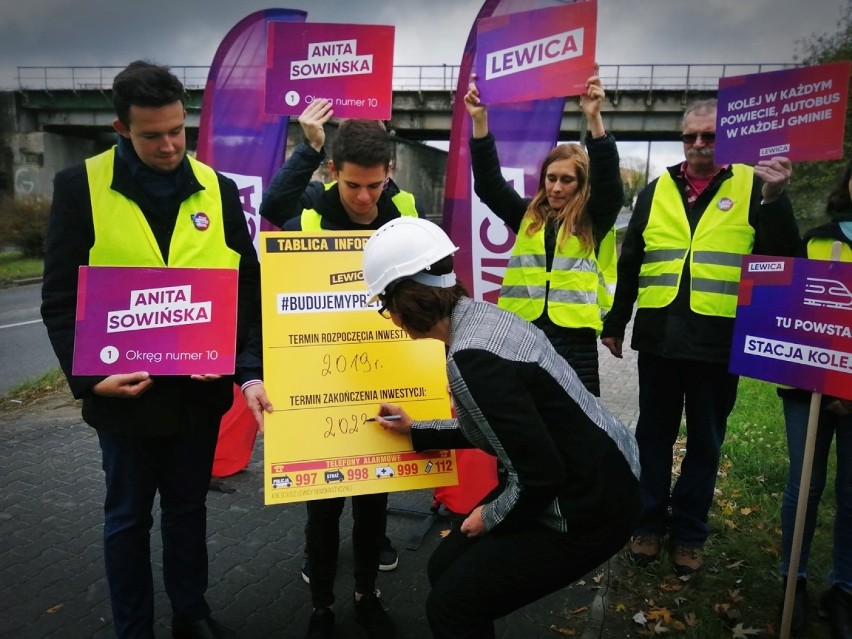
574, 377, 836, 638
0, 367, 69, 411
0, 251, 44, 286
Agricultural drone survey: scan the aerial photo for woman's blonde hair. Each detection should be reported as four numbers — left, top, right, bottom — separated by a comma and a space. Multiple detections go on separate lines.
524, 143, 593, 253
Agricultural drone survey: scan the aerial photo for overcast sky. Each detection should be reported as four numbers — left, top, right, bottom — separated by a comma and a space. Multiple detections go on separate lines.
1, 0, 847, 174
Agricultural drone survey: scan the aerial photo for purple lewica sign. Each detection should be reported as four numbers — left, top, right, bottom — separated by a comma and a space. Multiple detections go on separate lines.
473, 0, 597, 105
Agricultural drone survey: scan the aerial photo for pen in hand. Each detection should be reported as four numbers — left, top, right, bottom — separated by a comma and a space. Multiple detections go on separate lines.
366, 415, 402, 422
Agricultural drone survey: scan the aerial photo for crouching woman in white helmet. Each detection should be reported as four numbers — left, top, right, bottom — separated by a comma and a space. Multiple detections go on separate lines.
363, 217, 641, 639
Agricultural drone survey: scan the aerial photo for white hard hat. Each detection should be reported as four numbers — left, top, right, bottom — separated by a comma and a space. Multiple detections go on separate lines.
363, 217, 459, 301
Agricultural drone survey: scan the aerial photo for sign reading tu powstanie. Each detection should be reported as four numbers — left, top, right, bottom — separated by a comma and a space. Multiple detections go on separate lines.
265, 22, 394, 119
473, 0, 597, 105
730, 255, 852, 400
72, 266, 238, 376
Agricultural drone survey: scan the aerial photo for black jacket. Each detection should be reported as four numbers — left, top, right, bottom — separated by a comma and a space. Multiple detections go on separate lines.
601, 163, 799, 363
41, 148, 261, 437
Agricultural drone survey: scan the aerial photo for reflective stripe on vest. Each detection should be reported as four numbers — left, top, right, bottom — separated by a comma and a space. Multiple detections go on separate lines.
86, 148, 239, 269
300, 182, 418, 230
638, 166, 754, 317
596, 226, 618, 318
498, 216, 603, 331
807, 237, 852, 261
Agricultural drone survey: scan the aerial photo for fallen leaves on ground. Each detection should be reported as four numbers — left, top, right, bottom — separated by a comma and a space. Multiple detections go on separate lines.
549, 624, 577, 636
730, 622, 762, 637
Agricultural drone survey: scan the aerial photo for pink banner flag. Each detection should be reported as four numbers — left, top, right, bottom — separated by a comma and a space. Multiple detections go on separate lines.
443, 0, 574, 303
197, 9, 308, 251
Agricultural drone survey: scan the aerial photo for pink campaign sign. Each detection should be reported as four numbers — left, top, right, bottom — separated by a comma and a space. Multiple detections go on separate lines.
714, 61, 850, 164
265, 22, 394, 119
473, 0, 597, 105
72, 267, 239, 376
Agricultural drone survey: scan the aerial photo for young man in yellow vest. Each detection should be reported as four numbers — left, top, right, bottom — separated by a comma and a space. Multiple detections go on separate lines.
258, 101, 415, 639
41, 61, 266, 639
260, 98, 419, 233
600, 98, 799, 576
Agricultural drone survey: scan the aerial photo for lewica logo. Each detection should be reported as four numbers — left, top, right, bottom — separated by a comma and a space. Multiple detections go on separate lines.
759, 144, 791, 157
485, 27, 584, 80
747, 261, 785, 273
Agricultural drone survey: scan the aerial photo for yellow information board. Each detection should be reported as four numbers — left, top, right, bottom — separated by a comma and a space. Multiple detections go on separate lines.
260, 231, 458, 505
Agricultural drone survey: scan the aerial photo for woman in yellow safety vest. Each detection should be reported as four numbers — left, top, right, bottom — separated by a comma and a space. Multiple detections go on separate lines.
463, 69, 623, 396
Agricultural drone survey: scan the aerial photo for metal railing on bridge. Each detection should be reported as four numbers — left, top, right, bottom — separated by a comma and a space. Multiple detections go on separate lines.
17, 63, 797, 94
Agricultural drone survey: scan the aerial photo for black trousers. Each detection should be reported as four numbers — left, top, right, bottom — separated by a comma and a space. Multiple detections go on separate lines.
425, 516, 634, 638
305, 492, 388, 608
97, 424, 219, 638
634, 352, 739, 546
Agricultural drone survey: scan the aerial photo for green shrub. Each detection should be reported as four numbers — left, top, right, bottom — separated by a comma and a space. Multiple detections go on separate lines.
0, 195, 51, 258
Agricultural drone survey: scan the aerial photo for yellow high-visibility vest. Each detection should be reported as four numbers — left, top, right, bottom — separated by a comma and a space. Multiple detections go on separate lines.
300, 182, 418, 230
498, 216, 605, 331
596, 226, 618, 318
637, 166, 754, 317
86, 148, 239, 269
807, 237, 852, 261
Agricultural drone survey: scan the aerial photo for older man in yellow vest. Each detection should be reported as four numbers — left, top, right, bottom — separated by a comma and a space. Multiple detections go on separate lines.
600, 98, 799, 576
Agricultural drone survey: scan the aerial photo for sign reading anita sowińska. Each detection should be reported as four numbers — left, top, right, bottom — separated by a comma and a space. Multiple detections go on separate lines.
260, 231, 458, 506
71, 266, 238, 375
730, 256, 852, 401
473, 0, 597, 105
264, 22, 394, 119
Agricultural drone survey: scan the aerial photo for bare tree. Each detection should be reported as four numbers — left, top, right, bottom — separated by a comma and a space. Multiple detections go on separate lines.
620, 156, 652, 210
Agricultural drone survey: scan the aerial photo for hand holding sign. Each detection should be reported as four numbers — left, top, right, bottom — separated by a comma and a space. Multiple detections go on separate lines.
92, 372, 153, 398
463, 74, 488, 138
299, 98, 333, 152
754, 156, 792, 203
580, 64, 605, 138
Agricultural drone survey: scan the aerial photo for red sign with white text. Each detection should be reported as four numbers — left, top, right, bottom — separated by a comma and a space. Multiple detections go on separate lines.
72, 266, 238, 376
265, 22, 394, 119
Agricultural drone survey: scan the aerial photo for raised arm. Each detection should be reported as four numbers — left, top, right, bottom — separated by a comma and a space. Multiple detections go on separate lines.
259, 100, 334, 227
580, 66, 606, 139
463, 73, 489, 139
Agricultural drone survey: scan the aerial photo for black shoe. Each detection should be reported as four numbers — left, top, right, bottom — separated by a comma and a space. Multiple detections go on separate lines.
306, 607, 335, 639
354, 591, 396, 638
171, 616, 238, 639
779, 577, 808, 634
379, 539, 399, 572
301, 555, 312, 584
820, 586, 852, 639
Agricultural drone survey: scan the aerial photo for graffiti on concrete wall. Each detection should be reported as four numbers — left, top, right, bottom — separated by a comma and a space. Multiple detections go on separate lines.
14, 168, 34, 196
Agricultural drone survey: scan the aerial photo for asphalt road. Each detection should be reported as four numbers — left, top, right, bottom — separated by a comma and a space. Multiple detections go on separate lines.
0, 283, 58, 396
